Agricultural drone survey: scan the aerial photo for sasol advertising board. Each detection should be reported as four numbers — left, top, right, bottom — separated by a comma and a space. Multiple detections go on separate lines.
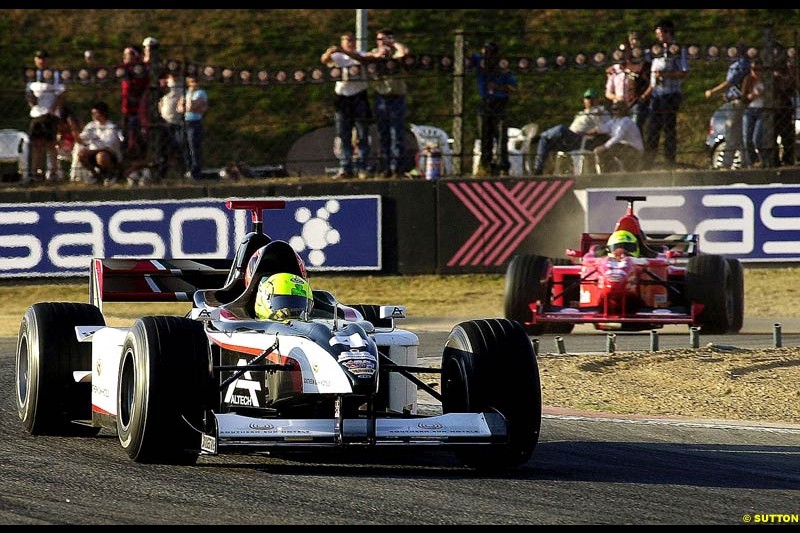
0, 196, 381, 278
586, 185, 800, 262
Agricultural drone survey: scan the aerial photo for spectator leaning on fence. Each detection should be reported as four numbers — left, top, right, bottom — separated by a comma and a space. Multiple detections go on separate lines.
703, 43, 750, 170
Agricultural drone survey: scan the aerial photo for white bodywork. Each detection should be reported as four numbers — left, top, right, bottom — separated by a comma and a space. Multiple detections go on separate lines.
76, 319, 420, 418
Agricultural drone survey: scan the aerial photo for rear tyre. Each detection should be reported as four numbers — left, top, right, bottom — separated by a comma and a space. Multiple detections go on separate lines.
117, 316, 211, 465
441, 318, 541, 470
504, 254, 552, 335
16, 302, 104, 436
687, 255, 732, 334
727, 258, 745, 333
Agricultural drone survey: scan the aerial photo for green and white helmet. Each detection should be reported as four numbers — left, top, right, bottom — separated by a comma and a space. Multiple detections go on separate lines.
254, 272, 313, 320
607, 230, 640, 257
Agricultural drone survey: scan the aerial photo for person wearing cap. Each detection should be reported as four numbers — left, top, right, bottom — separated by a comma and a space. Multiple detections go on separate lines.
586, 101, 644, 173
25, 49, 66, 183
531, 88, 610, 176
640, 18, 689, 170
470, 41, 517, 176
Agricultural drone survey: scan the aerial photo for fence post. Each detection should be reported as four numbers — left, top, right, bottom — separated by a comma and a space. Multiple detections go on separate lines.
452, 29, 464, 177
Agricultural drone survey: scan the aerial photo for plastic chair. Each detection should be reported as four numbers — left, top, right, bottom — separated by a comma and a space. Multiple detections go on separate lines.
472, 123, 538, 176
0, 129, 29, 178
409, 124, 453, 176
554, 134, 600, 175
508, 122, 538, 176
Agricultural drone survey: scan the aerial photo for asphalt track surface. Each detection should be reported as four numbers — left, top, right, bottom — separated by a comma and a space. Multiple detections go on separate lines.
2, 321, 799, 525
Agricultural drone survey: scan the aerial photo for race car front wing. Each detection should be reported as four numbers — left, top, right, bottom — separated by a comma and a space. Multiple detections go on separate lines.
200, 411, 508, 454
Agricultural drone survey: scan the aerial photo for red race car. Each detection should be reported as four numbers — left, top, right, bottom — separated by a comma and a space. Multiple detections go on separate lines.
504, 195, 744, 335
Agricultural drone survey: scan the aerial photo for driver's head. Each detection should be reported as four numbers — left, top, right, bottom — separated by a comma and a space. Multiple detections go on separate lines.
254, 272, 313, 321
607, 230, 640, 257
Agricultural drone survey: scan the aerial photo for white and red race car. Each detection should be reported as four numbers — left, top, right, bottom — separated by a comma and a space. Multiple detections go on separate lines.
16, 198, 541, 471
505, 195, 744, 335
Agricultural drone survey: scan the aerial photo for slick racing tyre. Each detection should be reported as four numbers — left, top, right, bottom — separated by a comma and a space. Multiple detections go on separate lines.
441, 318, 541, 470
727, 258, 745, 333
504, 254, 574, 335
117, 316, 211, 465
687, 255, 734, 334
16, 302, 104, 436
504, 254, 551, 335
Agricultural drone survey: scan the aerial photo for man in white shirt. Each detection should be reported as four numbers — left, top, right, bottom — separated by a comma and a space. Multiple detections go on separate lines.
25, 49, 66, 182
532, 88, 610, 176
588, 100, 644, 173
320, 32, 372, 179
77, 101, 123, 185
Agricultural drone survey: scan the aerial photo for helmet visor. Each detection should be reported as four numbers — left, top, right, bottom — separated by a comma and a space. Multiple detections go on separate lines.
611, 242, 638, 254
269, 294, 312, 319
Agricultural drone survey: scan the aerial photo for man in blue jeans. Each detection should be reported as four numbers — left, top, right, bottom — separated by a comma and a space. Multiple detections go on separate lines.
180, 74, 208, 181
369, 29, 410, 177
640, 19, 689, 170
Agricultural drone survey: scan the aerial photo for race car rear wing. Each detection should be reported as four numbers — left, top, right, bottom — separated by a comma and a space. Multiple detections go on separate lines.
89, 257, 231, 312
89, 198, 288, 312
575, 232, 699, 258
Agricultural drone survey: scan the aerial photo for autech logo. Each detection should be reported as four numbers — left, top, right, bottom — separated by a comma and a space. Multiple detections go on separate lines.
249, 423, 275, 431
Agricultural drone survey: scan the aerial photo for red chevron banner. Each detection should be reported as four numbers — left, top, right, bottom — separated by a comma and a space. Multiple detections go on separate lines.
445, 179, 574, 267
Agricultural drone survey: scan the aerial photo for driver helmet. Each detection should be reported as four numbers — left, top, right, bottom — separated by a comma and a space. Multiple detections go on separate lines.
254, 273, 313, 320
607, 230, 640, 257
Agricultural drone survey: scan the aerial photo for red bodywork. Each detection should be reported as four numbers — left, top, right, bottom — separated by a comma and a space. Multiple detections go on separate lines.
531, 196, 702, 331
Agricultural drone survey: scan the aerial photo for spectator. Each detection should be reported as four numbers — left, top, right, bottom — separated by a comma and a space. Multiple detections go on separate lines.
640, 19, 689, 170
141, 36, 164, 185
703, 44, 750, 170
772, 55, 797, 167
76, 101, 123, 186
155, 71, 185, 181
625, 30, 652, 132
532, 88, 611, 176
177, 74, 208, 181
368, 28, 410, 177
471, 42, 517, 176
55, 103, 90, 183
25, 49, 66, 183
320, 32, 372, 179
587, 100, 644, 173
741, 58, 767, 168
118, 45, 150, 161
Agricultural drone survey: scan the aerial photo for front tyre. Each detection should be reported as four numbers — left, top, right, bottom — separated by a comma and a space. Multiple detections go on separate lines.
504, 254, 552, 335
117, 316, 211, 465
727, 258, 744, 333
687, 255, 732, 334
441, 318, 541, 470
16, 302, 104, 436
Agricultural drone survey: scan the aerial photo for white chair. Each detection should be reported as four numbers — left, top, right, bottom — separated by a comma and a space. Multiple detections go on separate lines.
0, 129, 29, 178
554, 134, 600, 175
508, 122, 538, 176
472, 123, 538, 176
409, 124, 453, 176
